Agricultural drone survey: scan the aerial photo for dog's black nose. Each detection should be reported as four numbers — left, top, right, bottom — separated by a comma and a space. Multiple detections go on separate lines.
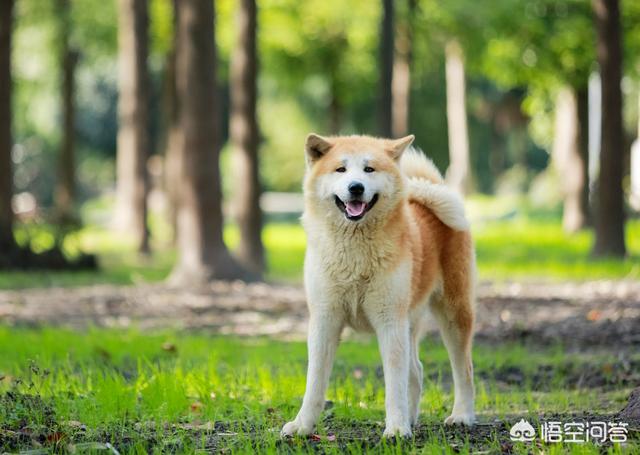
348, 181, 365, 196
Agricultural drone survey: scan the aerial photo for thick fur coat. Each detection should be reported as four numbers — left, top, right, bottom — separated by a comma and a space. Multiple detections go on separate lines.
282, 134, 476, 438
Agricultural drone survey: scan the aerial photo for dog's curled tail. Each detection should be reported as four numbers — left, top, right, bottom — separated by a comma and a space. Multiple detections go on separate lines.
400, 148, 470, 231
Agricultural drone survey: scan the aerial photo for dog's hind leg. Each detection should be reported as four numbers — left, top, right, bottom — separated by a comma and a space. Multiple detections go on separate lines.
408, 311, 427, 426
430, 245, 476, 425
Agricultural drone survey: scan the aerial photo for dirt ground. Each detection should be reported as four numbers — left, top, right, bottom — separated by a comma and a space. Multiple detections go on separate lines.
1, 279, 639, 351
1, 280, 640, 452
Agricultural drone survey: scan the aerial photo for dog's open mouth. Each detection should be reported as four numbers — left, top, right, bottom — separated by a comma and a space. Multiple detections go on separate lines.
334, 194, 379, 221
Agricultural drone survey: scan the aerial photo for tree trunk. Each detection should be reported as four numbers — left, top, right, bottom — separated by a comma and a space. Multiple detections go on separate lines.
592, 0, 626, 257
391, 0, 415, 138
230, 0, 264, 275
169, 0, 249, 285
444, 39, 471, 194
115, 0, 150, 253
630, 91, 640, 211
54, 0, 78, 222
576, 87, 590, 225
378, 0, 393, 137
0, 0, 15, 255
552, 87, 588, 233
162, 0, 181, 244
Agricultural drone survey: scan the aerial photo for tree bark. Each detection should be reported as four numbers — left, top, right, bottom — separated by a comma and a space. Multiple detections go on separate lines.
576, 87, 590, 225
630, 91, 640, 211
444, 39, 471, 194
230, 0, 264, 275
54, 0, 78, 222
391, 0, 415, 138
378, 0, 394, 138
592, 0, 626, 257
0, 0, 15, 254
552, 87, 589, 233
115, 0, 150, 253
169, 0, 249, 285
162, 0, 181, 244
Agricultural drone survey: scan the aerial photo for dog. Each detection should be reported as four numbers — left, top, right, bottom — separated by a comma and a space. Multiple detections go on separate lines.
281, 134, 476, 438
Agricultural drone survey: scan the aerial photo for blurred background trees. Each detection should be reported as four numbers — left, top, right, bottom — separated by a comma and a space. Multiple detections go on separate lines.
1, 0, 639, 278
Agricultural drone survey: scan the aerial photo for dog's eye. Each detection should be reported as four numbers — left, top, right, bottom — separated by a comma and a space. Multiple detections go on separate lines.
364, 166, 375, 173
336, 167, 346, 173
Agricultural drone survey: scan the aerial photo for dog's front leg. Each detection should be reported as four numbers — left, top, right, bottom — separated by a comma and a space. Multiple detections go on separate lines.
281, 311, 343, 436
375, 317, 412, 437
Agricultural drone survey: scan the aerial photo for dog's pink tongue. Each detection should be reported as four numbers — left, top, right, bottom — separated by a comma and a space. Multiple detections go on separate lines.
345, 201, 366, 217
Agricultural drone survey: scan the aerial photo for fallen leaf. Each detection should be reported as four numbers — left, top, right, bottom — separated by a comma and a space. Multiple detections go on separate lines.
587, 309, 602, 321
46, 431, 66, 443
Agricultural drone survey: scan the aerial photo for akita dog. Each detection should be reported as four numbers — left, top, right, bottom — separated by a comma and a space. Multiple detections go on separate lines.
281, 134, 475, 438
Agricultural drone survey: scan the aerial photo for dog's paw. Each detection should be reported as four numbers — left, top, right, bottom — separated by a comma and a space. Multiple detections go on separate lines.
281, 419, 312, 437
382, 424, 412, 438
444, 412, 475, 426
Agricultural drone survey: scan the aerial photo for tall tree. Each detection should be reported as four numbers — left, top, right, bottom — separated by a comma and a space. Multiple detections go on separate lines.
170, 0, 248, 284
552, 87, 589, 233
592, 0, 626, 257
162, 0, 181, 244
378, 0, 394, 137
54, 0, 79, 221
115, 0, 150, 253
391, 0, 415, 138
444, 39, 471, 194
0, 0, 15, 258
230, 0, 264, 275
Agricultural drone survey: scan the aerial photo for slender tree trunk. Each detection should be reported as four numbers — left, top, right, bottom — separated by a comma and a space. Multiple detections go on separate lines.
592, 0, 626, 257
552, 87, 588, 233
378, 0, 393, 137
115, 0, 150, 253
54, 0, 78, 222
163, 0, 181, 244
391, 0, 415, 138
230, 0, 264, 275
169, 0, 249, 285
0, 0, 15, 256
576, 87, 591, 224
444, 39, 471, 194
631, 90, 640, 211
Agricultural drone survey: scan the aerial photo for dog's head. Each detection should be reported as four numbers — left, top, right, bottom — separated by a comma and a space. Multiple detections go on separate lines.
303, 134, 414, 223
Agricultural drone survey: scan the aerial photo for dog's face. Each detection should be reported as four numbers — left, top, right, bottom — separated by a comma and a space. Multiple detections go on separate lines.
303, 134, 414, 223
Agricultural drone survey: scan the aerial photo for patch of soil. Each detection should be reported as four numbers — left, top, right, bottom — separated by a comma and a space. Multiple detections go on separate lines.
479, 358, 640, 391
1, 280, 639, 351
619, 387, 640, 420
0, 392, 61, 452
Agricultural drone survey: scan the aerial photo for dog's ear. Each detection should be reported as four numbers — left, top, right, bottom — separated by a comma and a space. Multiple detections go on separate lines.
386, 135, 415, 160
305, 133, 333, 164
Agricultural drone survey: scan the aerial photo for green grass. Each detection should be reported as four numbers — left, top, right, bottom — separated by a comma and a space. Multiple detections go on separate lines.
1, 193, 639, 288
0, 327, 637, 453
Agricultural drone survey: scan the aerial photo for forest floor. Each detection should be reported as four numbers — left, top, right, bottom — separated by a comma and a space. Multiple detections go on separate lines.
1, 279, 639, 349
1, 279, 640, 453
